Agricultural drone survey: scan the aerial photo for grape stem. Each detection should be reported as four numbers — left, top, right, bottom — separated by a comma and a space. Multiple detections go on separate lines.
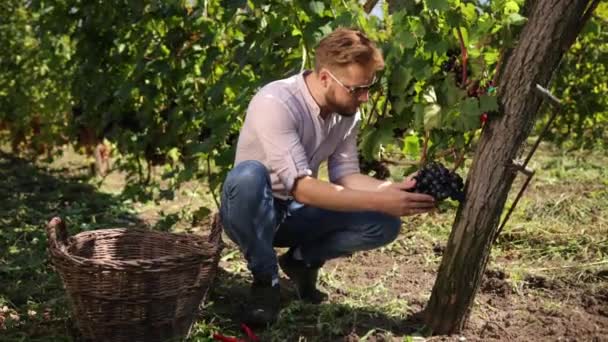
452, 132, 475, 171
421, 130, 429, 165
379, 158, 418, 167
364, 87, 384, 129
434, 147, 456, 160
457, 27, 468, 88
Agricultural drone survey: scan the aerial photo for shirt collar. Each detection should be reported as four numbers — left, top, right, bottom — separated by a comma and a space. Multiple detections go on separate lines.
297, 70, 323, 118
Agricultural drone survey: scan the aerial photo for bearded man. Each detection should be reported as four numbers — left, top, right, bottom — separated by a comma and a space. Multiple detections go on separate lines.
219, 27, 436, 326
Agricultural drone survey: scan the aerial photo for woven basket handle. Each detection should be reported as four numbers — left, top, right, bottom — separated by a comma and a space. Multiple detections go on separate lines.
46, 216, 69, 250
209, 212, 223, 245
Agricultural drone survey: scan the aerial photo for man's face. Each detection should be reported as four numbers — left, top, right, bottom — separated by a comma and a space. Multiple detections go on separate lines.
322, 64, 377, 117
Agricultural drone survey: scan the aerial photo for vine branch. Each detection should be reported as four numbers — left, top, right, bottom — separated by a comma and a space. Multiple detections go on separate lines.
457, 27, 468, 88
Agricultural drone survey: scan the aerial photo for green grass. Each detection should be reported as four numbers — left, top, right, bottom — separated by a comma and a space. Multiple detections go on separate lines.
1, 142, 606, 341
495, 143, 608, 267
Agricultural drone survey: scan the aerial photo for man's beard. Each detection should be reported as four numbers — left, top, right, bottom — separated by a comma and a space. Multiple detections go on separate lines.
326, 88, 359, 117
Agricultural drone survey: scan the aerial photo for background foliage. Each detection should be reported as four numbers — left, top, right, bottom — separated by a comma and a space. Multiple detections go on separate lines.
533, 1, 607, 149
0, 0, 606, 208
1, 1, 606, 340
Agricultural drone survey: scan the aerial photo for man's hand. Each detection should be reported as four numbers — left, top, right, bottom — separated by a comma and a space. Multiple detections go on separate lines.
292, 174, 435, 217
385, 171, 418, 192
378, 175, 436, 217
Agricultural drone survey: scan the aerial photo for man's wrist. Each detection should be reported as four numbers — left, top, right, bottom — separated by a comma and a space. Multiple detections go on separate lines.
365, 191, 384, 211
377, 180, 394, 191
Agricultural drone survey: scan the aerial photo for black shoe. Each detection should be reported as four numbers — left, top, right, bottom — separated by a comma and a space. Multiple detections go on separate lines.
278, 249, 328, 304
243, 274, 281, 327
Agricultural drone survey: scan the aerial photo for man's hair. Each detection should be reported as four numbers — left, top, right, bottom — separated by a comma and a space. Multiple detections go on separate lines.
314, 27, 384, 72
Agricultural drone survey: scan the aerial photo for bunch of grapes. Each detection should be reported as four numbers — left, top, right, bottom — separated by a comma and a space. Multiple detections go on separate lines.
440, 49, 472, 88
407, 162, 465, 202
441, 55, 458, 72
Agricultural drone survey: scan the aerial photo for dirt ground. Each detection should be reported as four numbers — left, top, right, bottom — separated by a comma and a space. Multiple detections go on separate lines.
1, 145, 607, 342
201, 230, 608, 342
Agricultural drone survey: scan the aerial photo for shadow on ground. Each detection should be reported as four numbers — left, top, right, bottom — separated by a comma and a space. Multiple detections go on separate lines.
0, 151, 145, 340
196, 267, 426, 341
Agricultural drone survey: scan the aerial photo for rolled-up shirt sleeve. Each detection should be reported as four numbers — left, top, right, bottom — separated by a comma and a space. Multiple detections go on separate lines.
248, 94, 312, 193
328, 117, 361, 183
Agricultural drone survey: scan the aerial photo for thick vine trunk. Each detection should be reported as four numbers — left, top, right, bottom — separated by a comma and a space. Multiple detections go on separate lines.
424, 0, 599, 334
363, 0, 380, 14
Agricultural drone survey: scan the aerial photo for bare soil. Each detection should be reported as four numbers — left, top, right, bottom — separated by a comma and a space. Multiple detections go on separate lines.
203, 234, 608, 342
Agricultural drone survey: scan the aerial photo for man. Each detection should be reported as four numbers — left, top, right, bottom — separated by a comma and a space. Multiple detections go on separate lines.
220, 28, 436, 326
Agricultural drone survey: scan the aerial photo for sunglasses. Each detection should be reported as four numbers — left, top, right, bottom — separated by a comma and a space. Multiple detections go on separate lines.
325, 70, 378, 96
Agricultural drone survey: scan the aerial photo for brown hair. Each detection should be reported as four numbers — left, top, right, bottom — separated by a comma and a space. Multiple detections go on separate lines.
314, 27, 384, 72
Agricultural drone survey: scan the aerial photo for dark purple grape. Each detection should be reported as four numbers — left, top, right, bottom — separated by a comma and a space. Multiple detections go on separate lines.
405, 161, 465, 202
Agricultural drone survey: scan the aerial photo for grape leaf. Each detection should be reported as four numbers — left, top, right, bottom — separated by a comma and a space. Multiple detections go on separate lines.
359, 126, 394, 160
427, 0, 449, 11
402, 134, 421, 158
309, 2, 325, 16
424, 104, 442, 130
479, 95, 499, 112
507, 13, 527, 26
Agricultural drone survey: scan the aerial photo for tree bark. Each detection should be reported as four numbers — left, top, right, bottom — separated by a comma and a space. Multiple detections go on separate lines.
363, 0, 380, 14
424, 0, 599, 335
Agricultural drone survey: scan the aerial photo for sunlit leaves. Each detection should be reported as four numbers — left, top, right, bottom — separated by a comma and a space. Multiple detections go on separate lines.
0, 0, 540, 185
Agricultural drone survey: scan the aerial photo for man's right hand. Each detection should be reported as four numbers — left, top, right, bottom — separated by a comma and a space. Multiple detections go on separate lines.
377, 178, 436, 217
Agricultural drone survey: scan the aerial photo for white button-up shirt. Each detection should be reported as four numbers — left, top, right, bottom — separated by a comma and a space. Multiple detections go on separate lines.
234, 71, 361, 199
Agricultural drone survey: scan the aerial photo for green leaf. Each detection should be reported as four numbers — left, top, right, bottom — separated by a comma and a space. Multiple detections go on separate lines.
459, 97, 482, 131
168, 147, 181, 163
477, 16, 496, 34
483, 50, 500, 66
309, 2, 325, 16
402, 134, 421, 158
461, 97, 481, 116
426, 0, 449, 11
479, 95, 498, 112
397, 29, 417, 49
392, 96, 408, 115
391, 66, 414, 93
424, 104, 442, 130
445, 9, 463, 27
504, 1, 520, 14
425, 32, 448, 55
410, 18, 426, 37
439, 76, 466, 107
413, 104, 425, 129
411, 58, 432, 80
359, 126, 394, 160
460, 3, 477, 24
318, 23, 333, 37
507, 13, 527, 26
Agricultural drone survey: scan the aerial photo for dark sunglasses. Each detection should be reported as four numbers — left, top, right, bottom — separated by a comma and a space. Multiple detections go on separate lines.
326, 70, 378, 96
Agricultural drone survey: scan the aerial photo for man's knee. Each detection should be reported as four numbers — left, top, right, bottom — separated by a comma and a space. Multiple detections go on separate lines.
227, 160, 268, 185
367, 214, 401, 247
381, 215, 401, 245
223, 160, 269, 196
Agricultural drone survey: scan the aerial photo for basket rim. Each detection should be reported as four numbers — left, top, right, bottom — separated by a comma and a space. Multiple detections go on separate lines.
48, 227, 223, 271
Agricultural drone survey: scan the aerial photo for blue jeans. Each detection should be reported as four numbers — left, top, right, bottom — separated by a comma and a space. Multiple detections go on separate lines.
219, 160, 401, 279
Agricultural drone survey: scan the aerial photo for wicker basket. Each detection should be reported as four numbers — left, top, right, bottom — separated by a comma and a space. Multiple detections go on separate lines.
46, 214, 224, 342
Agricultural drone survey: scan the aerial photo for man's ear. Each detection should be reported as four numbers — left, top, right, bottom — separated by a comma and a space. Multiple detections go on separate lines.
318, 69, 329, 87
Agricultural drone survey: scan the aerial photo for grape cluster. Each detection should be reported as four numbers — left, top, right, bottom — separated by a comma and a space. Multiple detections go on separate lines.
407, 162, 465, 202
441, 49, 471, 88
440, 49, 456, 70
441, 55, 457, 72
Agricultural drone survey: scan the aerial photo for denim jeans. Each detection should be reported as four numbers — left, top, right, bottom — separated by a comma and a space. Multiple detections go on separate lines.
219, 160, 401, 279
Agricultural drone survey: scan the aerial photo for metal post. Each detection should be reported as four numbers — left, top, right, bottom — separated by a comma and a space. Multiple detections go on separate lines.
494, 84, 564, 243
